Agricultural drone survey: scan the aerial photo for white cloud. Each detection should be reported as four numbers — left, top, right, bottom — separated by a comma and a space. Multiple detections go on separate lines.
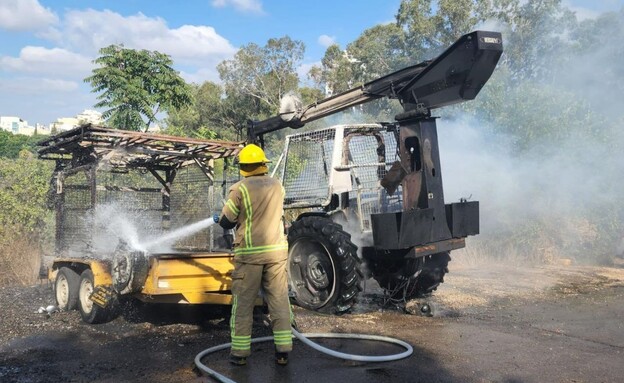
0, 7, 241, 124
211, 0, 264, 14
318, 34, 336, 48
0, 77, 79, 95
0, 0, 58, 31
54, 9, 236, 66
179, 67, 222, 85
0, 46, 92, 79
297, 61, 319, 78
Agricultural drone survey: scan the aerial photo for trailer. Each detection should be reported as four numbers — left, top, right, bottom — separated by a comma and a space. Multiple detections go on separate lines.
39, 125, 244, 323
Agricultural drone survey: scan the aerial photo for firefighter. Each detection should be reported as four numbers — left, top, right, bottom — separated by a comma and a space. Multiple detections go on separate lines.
218, 143, 293, 366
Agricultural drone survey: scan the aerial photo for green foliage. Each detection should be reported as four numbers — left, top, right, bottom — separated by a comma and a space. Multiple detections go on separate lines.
499, 0, 576, 81
0, 153, 54, 284
217, 36, 304, 122
85, 44, 192, 131
0, 131, 47, 158
0, 152, 52, 231
165, 81, 241, 140
397, 0, 489, 59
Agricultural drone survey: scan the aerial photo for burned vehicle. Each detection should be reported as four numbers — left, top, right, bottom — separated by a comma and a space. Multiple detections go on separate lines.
250, 30, 503, 313
41, 30, 502, 321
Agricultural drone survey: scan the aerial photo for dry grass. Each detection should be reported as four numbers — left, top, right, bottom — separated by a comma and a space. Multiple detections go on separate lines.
0, 230, 43, 286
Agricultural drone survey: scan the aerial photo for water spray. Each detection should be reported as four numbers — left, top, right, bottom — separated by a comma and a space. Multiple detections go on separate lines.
99, 210, 413, 380
138, 215, 218, 252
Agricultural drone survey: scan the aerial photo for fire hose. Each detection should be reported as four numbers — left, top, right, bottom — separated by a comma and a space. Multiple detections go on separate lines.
194, 327, 414, 383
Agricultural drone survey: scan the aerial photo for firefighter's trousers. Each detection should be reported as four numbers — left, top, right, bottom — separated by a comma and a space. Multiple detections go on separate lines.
230, 259, 293, 357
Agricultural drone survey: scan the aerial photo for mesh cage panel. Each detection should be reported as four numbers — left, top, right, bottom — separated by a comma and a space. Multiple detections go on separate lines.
170, 166, 213, 250
282, 128, 335, 207
56, 161, 240, 255
59, 172, 91, 254
345, 128, 403, 231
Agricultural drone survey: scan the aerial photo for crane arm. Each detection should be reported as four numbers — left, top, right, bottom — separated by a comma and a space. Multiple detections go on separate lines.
248, 30, 502, 141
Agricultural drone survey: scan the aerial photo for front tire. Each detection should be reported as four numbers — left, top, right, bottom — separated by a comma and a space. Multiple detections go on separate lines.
78, 269, 118, 324
54, 267, 80, 311
287, 216, 363, 314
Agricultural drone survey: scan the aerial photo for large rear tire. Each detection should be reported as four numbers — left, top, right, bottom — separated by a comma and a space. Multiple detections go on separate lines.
373, 252, 451, 301
287, 216, 363, 314
78, 269, 118, 324
415, 252, 451, 295
54, 267, 80, 311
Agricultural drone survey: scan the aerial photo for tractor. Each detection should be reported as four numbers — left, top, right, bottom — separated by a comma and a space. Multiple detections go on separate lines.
249, 30, 503, 313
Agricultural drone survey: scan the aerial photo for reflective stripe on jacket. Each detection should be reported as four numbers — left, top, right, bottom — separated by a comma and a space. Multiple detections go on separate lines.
221, 174, 288, 263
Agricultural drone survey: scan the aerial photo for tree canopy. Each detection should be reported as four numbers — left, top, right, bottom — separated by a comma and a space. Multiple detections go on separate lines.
85, 45, 192, 132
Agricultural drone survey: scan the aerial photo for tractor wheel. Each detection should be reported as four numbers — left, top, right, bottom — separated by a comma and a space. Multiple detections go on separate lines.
78, 269, 118, 324
415, 252, 451, 295
54, 267, 80, 311
373, 252, 450, 300
287, 216, 363, 314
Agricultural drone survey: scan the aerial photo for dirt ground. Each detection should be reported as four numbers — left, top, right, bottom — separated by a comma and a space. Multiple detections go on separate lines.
1, 258, 624, 383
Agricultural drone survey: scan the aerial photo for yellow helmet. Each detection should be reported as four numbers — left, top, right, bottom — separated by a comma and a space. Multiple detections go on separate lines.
238, 144, 271, 164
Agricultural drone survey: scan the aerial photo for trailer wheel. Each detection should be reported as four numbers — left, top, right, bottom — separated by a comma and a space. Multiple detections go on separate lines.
54, 267, 79, 311
78, 269, 117, 324
287, 216, 363, 314
373, 252, 450, 300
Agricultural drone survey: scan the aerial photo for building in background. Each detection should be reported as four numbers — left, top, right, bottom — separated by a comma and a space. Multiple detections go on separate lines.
76, 109, 103, 125
49, 109, 103, 133
0, 116, 38, 136
1, 109, 104, 136
50, 117, 79, 133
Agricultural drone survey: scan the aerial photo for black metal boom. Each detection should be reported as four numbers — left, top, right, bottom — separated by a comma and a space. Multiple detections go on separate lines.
248, 30, 502, 141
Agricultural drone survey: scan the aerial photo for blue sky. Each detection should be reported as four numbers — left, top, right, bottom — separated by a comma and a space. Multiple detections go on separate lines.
0, 0, 622, 126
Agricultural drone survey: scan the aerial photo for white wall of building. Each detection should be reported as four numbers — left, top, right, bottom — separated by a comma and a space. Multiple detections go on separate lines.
0, 116, 31, 135
2, 109, 103, 136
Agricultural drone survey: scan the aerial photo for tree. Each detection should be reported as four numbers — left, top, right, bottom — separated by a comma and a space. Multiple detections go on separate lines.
0, 151, 54, 285
396, 0, 490, 60
85, 45, 192, 132
217, 36, 305, 118
311, 0, 490, 101
498, 0, 576, 81
0, 130, 46, 158
310, 44, 356, 95
166, 81, 255, 140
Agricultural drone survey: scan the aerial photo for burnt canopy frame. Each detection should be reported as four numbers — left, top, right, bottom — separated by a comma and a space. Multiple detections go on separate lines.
37, 124, 243, 170
38, 124, 243, 253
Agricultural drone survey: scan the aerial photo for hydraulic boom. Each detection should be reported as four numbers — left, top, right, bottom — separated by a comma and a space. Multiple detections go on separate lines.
248, 30, 502, 141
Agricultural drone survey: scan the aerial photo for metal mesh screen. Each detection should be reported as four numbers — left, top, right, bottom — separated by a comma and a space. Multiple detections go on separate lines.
171, 166, 237, 251
95, 171, 163, 246
345, 128, 403, 231
281, 128, 335, 207
59, 172, 91, 255
57, 161, 239, 255
279, 124, 404, 233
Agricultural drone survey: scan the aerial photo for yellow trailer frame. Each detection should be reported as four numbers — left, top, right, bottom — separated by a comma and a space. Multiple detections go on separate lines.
48, 251, 257, 323
49, 252, 235, 304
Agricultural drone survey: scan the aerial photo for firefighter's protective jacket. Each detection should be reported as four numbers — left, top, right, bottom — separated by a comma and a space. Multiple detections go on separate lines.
220, 174, 288, 263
